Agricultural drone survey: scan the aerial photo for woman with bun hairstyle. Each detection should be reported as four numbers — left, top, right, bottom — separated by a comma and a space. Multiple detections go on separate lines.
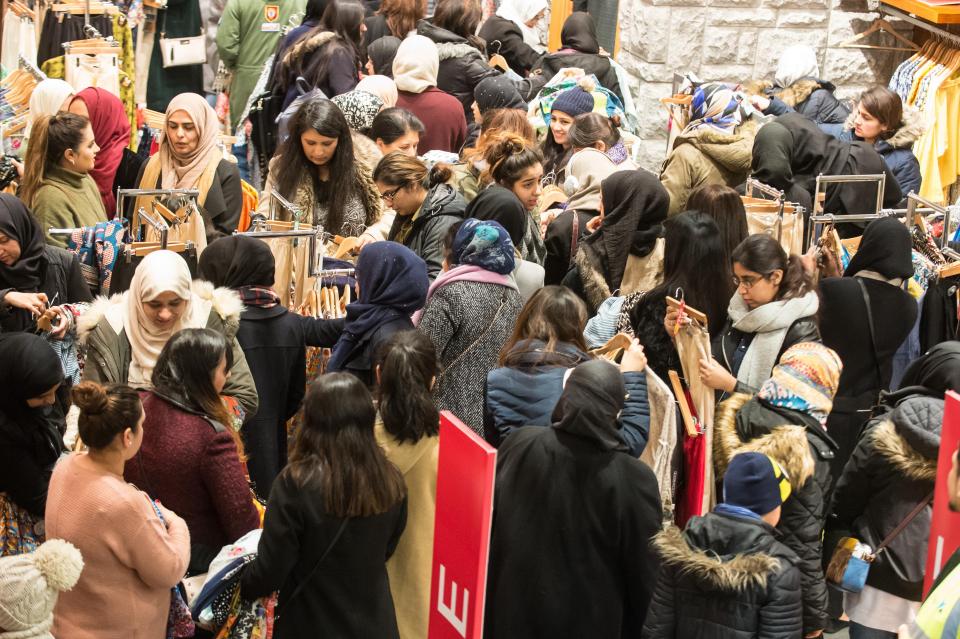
374, 152, 466, 279
123, 328, 259, 575
568, 111, 631, 166
453, 109, 534, 204
46, 381, 190, 639
698, 233, 821, 396
20, 113, 106, 248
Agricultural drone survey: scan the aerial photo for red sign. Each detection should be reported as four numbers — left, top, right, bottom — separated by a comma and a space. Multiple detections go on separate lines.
923, 390, 960, 596
428, 412, 497, 639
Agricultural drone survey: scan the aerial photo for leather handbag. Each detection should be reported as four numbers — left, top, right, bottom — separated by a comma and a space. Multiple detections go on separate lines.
158, 10, 205, 68
826, 491, 933, 593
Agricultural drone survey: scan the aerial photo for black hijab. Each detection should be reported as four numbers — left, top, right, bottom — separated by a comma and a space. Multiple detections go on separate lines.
551, 359, 627, 452
894, 342, 960, 400
466, 185, 527, 248
845, 216, 914, 280
473, 75, 526, 115
560, 12, 600, 54
199, 235, 276, 289
0, 193, 46, 291
368, 36, 402, 77
583, 169, 668, 293
0, 332, 66, 441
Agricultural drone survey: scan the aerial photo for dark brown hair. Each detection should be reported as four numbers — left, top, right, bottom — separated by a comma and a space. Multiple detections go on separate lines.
373, 151, 452, 189
687, 184, 749, 282
731, 234, 813, 301
21, 113, 90, 206
500, 285, 588, 365
287, 373, 406, 517
859, 85, 903, 140
375, 330, 439, 444
72, 381, 143, 449
432, 0, 484, 50
482, 132, 543, 187
462, 109, 534, 167
568, 112, 620, 151
378, 0, 424, 39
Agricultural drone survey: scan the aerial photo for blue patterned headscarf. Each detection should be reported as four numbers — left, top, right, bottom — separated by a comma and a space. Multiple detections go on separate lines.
687, 82, 743, 134
451, 219, 516, 275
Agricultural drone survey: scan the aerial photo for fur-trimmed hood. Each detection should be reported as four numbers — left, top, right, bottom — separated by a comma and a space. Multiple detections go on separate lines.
654, 525, 782, 592
714, 393, 816, 489
775, 78, 833, 108
842, 104, 925, 150
869, 396, 941, 482
77, 279, 244, 344
280, 29, 338, 68
674, 119, 757, 173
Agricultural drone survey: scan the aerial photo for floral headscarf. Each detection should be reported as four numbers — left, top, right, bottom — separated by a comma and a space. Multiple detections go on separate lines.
757, 342, 843, 429
686, 82, 743, 135
451, 219, 516, 275
332, 90, 384, 133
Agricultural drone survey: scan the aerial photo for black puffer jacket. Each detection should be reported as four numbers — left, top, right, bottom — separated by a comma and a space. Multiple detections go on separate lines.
715, 394, 838, 635
826, 396, 940, 602
387, 183, 466, 279
477, 15, 543, 77
642, 513, 802, 639
764, 78, 851, 126
417, 20, 498, 126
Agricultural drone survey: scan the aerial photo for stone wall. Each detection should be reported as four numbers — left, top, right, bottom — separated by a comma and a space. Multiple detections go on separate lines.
615, 0, 915, 170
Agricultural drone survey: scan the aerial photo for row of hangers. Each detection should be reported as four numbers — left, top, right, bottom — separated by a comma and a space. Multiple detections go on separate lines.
50, 1, 120, 16
665, 295, 709, 439
299, 282, 351, 319
8, 0, 35, 20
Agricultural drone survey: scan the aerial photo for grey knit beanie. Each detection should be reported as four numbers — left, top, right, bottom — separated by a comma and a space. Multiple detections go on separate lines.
0, 539, 83, 638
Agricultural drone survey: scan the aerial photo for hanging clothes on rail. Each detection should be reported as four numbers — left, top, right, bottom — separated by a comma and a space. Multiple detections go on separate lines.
1, 8, 36, 77
37, 10, 115, 67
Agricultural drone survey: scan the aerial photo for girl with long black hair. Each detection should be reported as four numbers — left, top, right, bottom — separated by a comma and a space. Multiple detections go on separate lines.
258, 98, 381, 238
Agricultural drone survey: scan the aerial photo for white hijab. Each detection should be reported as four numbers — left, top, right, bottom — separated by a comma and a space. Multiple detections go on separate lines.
393, 35, 439, 94
27, 79, 75, 138
496, 0, 548, 51
122, 250, 211, 386
774, 45, 820, 89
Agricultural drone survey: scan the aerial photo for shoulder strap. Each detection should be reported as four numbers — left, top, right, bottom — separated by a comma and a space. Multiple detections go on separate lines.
281, 518, 349, 610
857, 278, 885, 389
569, 211, 580, 268
876, 491, 934, 554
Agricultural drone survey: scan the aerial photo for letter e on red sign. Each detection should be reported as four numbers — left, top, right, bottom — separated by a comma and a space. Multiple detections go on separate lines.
924, 390, 960, 596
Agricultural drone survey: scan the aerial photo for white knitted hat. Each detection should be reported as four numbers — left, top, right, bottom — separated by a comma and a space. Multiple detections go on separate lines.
0, 539, 83, 638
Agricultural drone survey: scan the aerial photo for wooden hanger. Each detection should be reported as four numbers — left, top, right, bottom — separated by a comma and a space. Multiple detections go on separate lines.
128, 241, 191, 256
667, 370, 700, 438
836, 18, 920, 52
488, 54, 509, 72
333, 235, 361, 259
939, 260, 960, 279
665, 296, 708, 327
590, 333, 633, 361
660, 94, 693, 106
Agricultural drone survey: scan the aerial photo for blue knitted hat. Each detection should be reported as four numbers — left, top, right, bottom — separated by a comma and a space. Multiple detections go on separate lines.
551, 86, 595, 118
723, 452, 792, 516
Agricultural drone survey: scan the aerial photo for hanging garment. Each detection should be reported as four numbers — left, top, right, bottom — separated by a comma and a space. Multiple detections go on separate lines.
65, 52, 121, 96
1, 12, 36, 76
639, 368, 680, 526
673, 317, 715, 518
37, 11, 114, 66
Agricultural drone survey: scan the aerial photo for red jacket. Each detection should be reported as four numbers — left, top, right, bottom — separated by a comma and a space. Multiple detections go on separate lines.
125, 391, 259, 568
397, 87, 467, 155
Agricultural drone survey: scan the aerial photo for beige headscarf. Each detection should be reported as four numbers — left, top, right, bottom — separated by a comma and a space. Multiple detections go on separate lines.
123, 250, 211, 386
356, 75, 398, 108
160, 93, 222, 190
393, 35, 439, 94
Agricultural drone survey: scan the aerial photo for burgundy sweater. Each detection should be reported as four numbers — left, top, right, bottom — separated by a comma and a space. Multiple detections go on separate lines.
124, 392, 259, 557
396, 87, 467, 155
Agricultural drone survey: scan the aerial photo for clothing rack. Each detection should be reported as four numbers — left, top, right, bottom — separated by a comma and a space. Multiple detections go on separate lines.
234, 228, 325, 277
745, 177, 784, 201
881, 4, 960, 47
907, 192, 959, 249
136, 206, 169, 248
17, 54, 45, 81
116, 187, 201, 220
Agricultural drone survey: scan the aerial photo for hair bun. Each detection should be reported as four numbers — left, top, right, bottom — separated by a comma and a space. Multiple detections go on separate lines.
72, 381, 109, 415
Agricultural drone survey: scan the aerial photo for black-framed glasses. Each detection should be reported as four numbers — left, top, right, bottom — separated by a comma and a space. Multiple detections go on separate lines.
731, 274, 769, 290
380, 184, 404, 202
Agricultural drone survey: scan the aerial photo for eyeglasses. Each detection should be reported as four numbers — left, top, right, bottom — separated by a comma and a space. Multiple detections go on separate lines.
380, 184, 404, 202
731, 274, 769, 290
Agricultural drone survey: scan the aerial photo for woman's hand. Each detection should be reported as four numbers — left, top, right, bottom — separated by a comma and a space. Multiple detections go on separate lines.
819, 245, 842, 279
539, 210, 559, 238
585, 215, 602, 233
698, 358, 737, 392
3, 291, 48, 316
620, 339, 647, 373
749, 95, 771, 111
47, 306, 71, 339
663, 307, 689, 337
356, 233, 378, 251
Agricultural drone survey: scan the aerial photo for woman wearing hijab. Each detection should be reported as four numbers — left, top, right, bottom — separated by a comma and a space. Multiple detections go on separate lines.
332, 89, 387, 175
532, 12, 622, 100
366, 35, 402, 77
485, 359, 662, 638
751, 112, 903, 228
542, 147, 634, 285
199, 235, 321, 497
813, 217, 918, 476
826, 343, 960, 639
417, 219, 525, 435
564, 170, 668, 313
751, 44, 851, 128
394, 35, 467, 154
0, 194, 92, 334
356, 75, 399, 108
0, 332, 66, 521
78, 250, 258, 418
715, 342, 842, 638
135, 93, 242, 246
660, 82, 756, 216
27, 79, 74, 132
477, 0, 547, 76
68, 88, 141, 217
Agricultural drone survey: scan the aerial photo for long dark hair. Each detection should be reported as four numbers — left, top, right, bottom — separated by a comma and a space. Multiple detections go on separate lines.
432, 0, 483, 50
151, 328, 239, 451
285, 2, 364, 90
731, 233, 813, 301
649, 211, 731, 335
687, 184, 748, 282
375, 330, 439, 444
72, 381, 143, 450
287, 373, 406, 517
304, 0, 330, 21
500, 285, 588, 365
540, 128, 570, 182
274, 98, 361, 233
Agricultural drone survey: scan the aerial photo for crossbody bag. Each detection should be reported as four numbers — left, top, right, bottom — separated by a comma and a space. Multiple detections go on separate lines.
159, 9, 205, 68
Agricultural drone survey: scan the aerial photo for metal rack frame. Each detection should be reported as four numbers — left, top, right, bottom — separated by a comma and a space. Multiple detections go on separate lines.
806, 174, 887, 248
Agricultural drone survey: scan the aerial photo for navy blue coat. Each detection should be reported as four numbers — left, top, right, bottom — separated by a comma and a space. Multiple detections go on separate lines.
484, 340, 651, 456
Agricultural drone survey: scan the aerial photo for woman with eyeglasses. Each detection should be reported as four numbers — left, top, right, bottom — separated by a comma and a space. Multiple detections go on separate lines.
373, 152, 465, 279
696, 233, 821, 396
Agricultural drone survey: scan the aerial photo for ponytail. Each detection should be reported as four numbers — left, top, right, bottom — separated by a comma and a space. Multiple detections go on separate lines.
375, 330, 439, 444
21, 113, 89, 207
731, 234, 813, 301
374, 151, 451, 190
